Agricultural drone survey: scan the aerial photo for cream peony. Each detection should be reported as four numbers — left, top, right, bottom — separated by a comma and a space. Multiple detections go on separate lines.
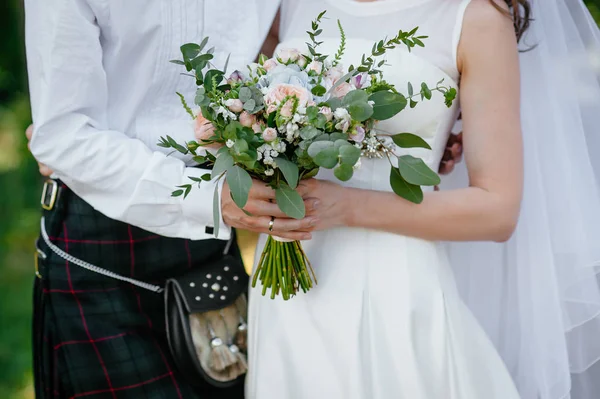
265, 84, 312, 108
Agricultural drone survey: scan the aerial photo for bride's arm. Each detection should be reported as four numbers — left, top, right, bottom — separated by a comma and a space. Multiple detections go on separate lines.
303, 1, 523, 243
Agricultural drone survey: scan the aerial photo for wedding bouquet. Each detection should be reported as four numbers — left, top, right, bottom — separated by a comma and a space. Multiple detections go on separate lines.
160, 12, 457, 300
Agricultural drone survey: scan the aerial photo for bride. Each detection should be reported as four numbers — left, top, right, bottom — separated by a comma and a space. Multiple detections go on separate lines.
247, 0, 525, 397
247, 0, 600, 399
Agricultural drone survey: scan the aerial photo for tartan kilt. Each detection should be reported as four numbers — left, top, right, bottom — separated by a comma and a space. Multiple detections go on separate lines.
33, 182, 246, 399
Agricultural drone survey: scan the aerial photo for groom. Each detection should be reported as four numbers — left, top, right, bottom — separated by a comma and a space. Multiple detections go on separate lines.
24, 3, 463, 398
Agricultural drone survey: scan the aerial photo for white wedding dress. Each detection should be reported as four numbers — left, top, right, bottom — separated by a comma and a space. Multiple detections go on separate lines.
247, 0, 521, 398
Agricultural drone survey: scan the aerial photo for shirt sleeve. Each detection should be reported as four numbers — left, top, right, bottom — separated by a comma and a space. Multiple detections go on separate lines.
24, 0, 230, 240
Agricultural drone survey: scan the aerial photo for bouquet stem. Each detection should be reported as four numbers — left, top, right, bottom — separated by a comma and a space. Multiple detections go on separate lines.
252, 236, 317, 300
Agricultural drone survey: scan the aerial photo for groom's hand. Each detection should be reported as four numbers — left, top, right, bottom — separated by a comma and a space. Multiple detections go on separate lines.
25, 124, 54, 177
438, 132, 463, 175
221, 179, 318, 241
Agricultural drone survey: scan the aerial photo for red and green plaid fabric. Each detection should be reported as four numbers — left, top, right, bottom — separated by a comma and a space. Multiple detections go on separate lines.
34, 184, 245, 399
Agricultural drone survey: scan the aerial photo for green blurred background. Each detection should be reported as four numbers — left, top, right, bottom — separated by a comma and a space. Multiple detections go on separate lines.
1, 1, 599, 398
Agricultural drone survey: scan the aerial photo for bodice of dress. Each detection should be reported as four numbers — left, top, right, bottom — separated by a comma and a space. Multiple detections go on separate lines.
278, 0, 469, 191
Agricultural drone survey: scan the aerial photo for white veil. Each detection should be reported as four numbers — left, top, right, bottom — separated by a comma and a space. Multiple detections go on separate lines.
442, 1, 600, 398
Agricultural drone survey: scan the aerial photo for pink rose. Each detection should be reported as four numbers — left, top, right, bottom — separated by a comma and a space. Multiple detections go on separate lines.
263, 58, 278, 72
307, 61, 323, 74
320, 106, 333, 122
194, 114, 222, 149
239, 111, 256, 128
277, 48, 301, 63
265, 83, 312, 108
267, 104, 278, 115
325, 66, 345, 84
225, 99, 244, 113
252, 123, 263, 133
262, 127, 278, 142
349, 126, 366, 142
280, 101, 294, 118
332, 82, 353, 99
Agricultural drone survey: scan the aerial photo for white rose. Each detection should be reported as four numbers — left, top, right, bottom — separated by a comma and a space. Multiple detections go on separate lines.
297, 56, 308, 68
307, 60, 323, 74
320, 106, 333, 122
263, 58, 278, 72
262, 127, 278, 142
277, 48, 301, 63
225, 99, 244, 113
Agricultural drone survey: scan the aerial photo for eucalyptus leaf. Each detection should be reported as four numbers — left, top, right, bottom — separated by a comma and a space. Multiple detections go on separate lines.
243, 99, 256, 112
274, 158, 300, 189
348, 102, 374, 122
342, 89, 369, 107
314, 147, 340, 169
325, 97, 342, 111
334, 139, 351, 149
303, 168, 320, 179
339, 145, 361, 165
239, 87, 252, 102
311, 85, 327, 96
397, 155, 440, 186
211, 152, 234, 179
391, 133, 432, 150
181, 43, 201, 61
232, 139, 249, 155
226, 165, 252, 209
369, 91, 408, 120
275, 184, 306, 219
390, 167, 423, 204
334, 164, 354, 181
307, 141, 334, 158
329, 133, 348, 141
300, 126, 321, 141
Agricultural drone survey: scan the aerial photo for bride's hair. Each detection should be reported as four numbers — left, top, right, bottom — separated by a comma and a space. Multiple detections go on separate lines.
491, 0, 532, 41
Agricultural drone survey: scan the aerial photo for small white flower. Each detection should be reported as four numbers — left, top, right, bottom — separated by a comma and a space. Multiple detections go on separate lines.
368, 100, 375, 106
270, 149, 279, 158
353, 158, 362, 171
334, 107, 351, 121
265, 169, 275, 176
226, 139, 235, 148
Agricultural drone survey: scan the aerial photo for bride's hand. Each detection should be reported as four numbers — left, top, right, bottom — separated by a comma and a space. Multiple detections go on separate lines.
300, 179, 352, 231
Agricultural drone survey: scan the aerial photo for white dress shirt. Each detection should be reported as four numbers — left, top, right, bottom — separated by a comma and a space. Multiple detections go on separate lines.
24, 0, 280, 240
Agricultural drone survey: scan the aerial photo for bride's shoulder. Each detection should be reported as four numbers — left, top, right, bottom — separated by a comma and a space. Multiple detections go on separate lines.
462, 0, 514, 34
457, 0, 517, 70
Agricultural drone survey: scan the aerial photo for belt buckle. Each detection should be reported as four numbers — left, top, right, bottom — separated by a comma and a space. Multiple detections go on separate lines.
40, 179, 58, 211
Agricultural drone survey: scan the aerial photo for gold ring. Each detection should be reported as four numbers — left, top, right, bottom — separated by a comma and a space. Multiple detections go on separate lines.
268, 217, 275, 232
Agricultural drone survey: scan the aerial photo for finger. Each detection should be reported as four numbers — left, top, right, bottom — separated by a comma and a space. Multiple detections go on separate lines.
441, 148, 454, 163
244, 199, 288, 218
243, 215, 317, 233
26, 124, 34, 141
438, 160, 454, 175
238, 219, 313, 240
302, 198, 321, 215
39, 164, 53, 177
296, 179, 318, 198
248, 180, 276, 199
450, 142, 462, 159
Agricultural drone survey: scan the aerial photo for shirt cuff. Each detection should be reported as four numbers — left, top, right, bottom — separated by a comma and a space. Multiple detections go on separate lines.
180, 167, 231, 241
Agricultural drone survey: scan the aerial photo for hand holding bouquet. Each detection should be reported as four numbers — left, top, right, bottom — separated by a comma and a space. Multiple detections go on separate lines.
160, 12, 457, 300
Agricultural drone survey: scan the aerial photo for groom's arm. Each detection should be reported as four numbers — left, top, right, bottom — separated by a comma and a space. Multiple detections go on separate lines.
24, 0, 223, 240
